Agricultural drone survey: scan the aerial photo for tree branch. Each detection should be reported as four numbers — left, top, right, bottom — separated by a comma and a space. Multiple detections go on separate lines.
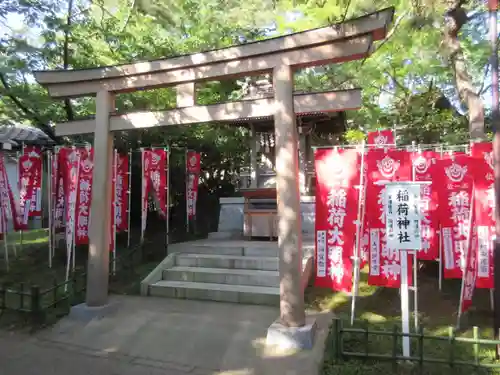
385, 69, 409, 94
361, 10, 408, 66
477, 62, 491, 96
480, 84, 492, 94
0, 73, 58, 142
340, 0, 352, 23
120, 0, 136, 33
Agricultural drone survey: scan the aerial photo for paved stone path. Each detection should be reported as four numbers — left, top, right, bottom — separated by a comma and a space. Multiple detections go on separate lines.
0, 332, 217, 375
0, 296, 331, 375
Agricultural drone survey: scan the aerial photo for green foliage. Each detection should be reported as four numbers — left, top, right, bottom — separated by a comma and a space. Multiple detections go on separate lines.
0, 0, 494, 188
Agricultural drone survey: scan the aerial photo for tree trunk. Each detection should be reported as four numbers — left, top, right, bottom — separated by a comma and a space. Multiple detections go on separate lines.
443, 0, 485, 140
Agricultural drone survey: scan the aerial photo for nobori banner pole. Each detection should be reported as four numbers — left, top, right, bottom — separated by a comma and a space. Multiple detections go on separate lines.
410, 142, 419, 331
72, 147, 82, 272
39, 147, 43, 232
165, 146, 170, 254
140, 148, 146, 244
112, 149, 118, 275
65, 149, 81, 292
15, 149, 21, 258
185, 147, 189, 234
350, 141, 366, 326
51, 149, 57, 253
47, 151, 53, 268
438, 144, 444, 291
126, 149, 132, 248
456, 143, 474, 327
400, 251, 411, 357
2, 204, 8, 272
72, 148, 81, 273
457, 183, 475, 328
413, 249, 418, 331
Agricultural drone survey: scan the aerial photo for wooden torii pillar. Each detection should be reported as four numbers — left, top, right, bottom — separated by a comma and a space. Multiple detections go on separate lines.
33, 7, 394, 348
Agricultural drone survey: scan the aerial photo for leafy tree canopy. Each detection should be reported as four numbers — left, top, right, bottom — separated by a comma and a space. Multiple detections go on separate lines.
0, 0, 496, 166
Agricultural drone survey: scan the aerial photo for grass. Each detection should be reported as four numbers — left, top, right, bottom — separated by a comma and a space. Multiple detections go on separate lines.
305, 263, 500, 375
8, 229, 50, 246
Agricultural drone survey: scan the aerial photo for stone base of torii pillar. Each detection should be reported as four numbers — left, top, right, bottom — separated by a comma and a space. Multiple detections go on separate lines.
69, 301, 120, 322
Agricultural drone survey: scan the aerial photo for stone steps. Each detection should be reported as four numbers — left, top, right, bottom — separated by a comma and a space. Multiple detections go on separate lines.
149, 280, 279, 306
175, 245, 277, 257
175, 253, 278, 271
163, 266, 279, 287
145, 246, 281, 306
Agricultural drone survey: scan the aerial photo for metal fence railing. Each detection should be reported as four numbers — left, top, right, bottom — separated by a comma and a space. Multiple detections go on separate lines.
329, 318, 500, 373
0, 241, 147, 328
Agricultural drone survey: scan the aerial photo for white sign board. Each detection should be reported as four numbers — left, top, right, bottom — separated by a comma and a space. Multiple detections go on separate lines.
385, 183, 422, 251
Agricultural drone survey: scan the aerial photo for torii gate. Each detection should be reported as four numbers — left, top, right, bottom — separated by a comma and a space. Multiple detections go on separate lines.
34, 7, 394, 347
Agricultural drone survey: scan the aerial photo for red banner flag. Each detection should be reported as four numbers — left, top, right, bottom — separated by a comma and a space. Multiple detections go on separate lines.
459, 220, 478, 314
412, 151, 439, 260
0, 155, 25, 232
314, 148, 362, 292
367, 129, 395, 148
18, 146, 43, 219
359, 160, 369, 269
115, 154, 129, 232
60, 147, 80, 251
141, 149, 168, 240
53, 150, 65, 230
362, 130, 395, 266
109, 151, 118, 253
72, 149, 128, 245
471, 142, 494, 288
434, 154, 474, 279
186, 151, 201, 220
75, 147, 93, 245
365, 149, 413, 288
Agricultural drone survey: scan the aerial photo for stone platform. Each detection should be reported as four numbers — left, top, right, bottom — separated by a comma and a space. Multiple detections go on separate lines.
217, 196, 315, 239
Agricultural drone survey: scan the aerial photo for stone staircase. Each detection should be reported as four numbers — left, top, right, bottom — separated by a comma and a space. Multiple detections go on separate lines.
143, 242, 281, 306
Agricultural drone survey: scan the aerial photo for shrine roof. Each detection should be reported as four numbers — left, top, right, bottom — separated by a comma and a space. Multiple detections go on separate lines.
0, 124, 55, 146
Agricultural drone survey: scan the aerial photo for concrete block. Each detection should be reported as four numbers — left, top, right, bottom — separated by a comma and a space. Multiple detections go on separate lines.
149, 281, 279, 306
266, 317, 317, 351
140, 253, 177, 295
176, 254, 279, 271
208, 231, 242, 240
189, 246, 245, 256
233, 257, 278, 271
243, 247, 278, 257
218, 197, 244, 234
69, 301, 120, 322
163, 267, 279, 287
